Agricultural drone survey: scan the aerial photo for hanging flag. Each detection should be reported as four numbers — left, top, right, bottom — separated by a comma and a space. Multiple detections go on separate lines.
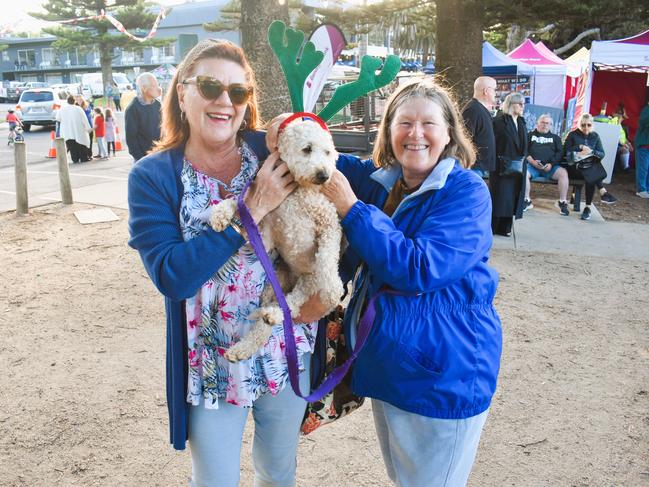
303, 23, 347, 113
58, 8, 166, 43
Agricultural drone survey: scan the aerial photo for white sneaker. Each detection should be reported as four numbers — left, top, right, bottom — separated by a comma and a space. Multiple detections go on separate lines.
636, 191, 649, 199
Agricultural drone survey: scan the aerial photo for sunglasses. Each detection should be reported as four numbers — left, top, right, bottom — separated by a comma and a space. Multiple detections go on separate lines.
182, 75, 253, 105
581, 123, 593, 127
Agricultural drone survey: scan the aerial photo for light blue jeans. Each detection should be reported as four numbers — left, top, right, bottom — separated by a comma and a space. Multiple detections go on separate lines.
188, 359, 310, 487
636, 147, 649, 193
372, 399, 488, 487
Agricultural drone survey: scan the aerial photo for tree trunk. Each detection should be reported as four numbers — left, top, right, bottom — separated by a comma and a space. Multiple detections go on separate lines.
100, 43, 113, 100
421, 37, 431, 66
435, 0, 483, 107
240, 0, 291, 121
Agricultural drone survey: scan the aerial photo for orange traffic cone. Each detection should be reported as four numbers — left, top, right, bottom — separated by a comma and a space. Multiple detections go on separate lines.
46, 131, 56, 158
115, 125, 123, 151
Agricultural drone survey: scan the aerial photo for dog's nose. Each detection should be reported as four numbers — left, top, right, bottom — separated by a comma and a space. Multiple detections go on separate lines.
313, 171, 329, 185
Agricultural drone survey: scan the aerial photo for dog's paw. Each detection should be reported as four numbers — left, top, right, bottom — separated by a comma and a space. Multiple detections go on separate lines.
210, 199, 237, 232
257, 306, 284, 326
224, 341, 255, 362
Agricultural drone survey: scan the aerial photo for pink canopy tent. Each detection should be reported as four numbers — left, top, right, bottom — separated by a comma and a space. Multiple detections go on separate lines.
585, 29, 649, 141
508, 39, 571, 109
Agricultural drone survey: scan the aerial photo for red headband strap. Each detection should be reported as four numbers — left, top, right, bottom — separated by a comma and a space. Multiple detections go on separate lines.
277, 112, 329, 136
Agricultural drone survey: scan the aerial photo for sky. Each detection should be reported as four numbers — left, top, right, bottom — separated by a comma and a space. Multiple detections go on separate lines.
2, 0, 368, 34
2, 0, 187, 34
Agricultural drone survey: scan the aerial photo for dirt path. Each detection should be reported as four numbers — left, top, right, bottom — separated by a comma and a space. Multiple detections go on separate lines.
1, 203, 647, 486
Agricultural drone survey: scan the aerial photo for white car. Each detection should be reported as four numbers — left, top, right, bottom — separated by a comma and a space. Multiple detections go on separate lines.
15, 88, 67, 132
81, 72, 132, 98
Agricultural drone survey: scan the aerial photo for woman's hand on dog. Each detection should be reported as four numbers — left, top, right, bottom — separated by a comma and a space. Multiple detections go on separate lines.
322, 169, 358, 218
294, 294, 329, 323
245, 152, 297, 224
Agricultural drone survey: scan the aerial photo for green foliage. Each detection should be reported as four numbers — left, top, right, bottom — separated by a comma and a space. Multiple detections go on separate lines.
203, 0, 240, 32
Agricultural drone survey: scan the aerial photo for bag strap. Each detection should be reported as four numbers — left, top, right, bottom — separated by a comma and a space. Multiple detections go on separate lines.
237, 182, 410, 402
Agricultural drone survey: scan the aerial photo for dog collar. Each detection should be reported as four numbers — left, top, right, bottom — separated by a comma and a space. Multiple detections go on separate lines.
277, 112, 329, 136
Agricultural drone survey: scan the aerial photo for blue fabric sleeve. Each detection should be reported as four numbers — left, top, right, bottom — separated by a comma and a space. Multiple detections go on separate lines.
340, 174, 493, 293
124, 103, 144, 160
592, 133, 605, 160
127, 163, 245, 302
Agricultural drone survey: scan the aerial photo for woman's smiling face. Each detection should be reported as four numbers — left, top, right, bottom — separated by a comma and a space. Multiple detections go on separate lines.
177, 57, 248, 148
390, 97, 450, 187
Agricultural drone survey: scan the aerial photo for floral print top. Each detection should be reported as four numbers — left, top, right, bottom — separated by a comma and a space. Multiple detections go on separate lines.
179, 142, 316, 409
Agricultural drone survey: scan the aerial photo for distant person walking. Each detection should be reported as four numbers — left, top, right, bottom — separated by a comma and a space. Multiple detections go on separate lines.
462, 76, 497, 177
635, 99, 649, 198
105, 108, 116, 156
112, 81, 122, 111
125, 72, 162, 162
57, 95, 91, 163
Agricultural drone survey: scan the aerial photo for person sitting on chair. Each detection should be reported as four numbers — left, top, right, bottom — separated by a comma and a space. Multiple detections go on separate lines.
523, 114, 570, 216
564, 113, 617, 221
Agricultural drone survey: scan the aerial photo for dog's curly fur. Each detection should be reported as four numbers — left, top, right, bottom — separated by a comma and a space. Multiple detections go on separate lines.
210, 119, 344, 362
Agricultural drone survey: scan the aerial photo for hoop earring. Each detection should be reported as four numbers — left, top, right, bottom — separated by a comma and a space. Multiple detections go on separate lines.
180, 110, 187, 124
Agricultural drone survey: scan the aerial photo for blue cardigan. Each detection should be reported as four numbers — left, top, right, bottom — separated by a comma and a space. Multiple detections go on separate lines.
338, 154, 503, 419
127, 131, 268, 450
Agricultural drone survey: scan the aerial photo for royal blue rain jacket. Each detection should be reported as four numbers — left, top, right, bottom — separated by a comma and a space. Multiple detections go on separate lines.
337, 154, 502, 419
127, 131, 268, 450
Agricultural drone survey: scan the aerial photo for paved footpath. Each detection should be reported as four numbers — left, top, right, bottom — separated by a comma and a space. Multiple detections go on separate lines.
493, 197, 649, 262
2, 159, 648, 263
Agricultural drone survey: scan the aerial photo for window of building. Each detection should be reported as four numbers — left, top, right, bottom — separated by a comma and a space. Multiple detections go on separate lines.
17, 50, 36, 68
66, 49, 80, 66
41, 48, 56, 67
1, 51, 9, 62
161, 44, 176, 61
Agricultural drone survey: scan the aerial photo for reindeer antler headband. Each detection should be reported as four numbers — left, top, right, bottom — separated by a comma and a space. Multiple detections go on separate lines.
267, 20, 401, 127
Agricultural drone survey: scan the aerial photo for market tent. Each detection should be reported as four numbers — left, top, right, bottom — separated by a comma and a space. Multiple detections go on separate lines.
150, 63, 177, 80
508, 39, 567, 108
585, 29, 649, 140
565, 47, 590, 71
482, 41, 534, 76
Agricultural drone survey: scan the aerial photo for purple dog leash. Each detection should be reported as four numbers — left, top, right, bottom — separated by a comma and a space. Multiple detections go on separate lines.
236, 182, 388, 402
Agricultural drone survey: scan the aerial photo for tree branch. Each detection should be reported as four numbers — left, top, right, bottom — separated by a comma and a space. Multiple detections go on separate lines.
554, 28, 600, 55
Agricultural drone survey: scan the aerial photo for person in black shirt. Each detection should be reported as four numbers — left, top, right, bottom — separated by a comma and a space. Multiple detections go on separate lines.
125, 72, 162, 162
524, 114, 570, 216
462, 76, 497, 177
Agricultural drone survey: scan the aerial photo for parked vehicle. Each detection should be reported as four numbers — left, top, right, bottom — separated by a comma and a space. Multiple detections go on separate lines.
15, 88, 66, 131
6, 82, 49, 102
6, 82, 26, 102
80, 72, 132, 98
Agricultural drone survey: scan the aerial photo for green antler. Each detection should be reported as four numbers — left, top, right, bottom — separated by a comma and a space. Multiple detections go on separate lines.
268, 20, 324, 113
317, 54, 401, 122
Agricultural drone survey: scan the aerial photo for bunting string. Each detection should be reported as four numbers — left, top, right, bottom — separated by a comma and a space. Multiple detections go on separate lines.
58, 8, 166, 43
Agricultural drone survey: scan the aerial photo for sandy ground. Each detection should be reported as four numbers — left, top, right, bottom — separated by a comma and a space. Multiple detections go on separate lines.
1, 203, 648, 487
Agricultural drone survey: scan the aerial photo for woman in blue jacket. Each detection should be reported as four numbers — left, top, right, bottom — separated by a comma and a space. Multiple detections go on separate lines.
128, 39, 318, 487
322, 78, 502, 486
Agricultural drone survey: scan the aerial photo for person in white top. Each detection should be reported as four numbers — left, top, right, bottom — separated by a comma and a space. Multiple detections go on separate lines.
56, 95, 91, 163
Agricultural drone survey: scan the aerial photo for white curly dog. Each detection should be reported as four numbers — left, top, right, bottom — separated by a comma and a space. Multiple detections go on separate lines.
210, 118, 344, 362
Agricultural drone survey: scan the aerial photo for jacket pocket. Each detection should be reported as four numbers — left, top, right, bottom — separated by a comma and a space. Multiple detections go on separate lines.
398, 341, 442, 377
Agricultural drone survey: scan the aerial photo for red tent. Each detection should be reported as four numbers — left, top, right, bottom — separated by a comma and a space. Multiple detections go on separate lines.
586, 29, 649, 141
